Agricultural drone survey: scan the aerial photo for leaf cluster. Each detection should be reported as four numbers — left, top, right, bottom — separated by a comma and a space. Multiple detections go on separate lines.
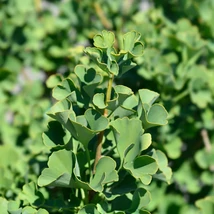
1, 0, 214, 213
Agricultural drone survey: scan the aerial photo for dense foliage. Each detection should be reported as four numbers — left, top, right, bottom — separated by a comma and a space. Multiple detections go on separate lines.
0, 0, 214, 213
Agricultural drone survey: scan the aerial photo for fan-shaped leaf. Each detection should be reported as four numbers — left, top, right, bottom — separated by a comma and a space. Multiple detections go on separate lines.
90, 156, 118, 192
110, 117, 144, 164
38, 150, 75, 187
124, 155, 158, 185
94, 30, 115, 49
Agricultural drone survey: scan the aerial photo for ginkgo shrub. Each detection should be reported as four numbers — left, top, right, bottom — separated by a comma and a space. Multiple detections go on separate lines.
1, 1, 214, 213
36, 31, 171, 213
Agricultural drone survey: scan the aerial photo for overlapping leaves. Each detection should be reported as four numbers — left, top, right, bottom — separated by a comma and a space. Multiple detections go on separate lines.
138, 89, 168, 129
85, 30, 144, 77
37, 30, 171, 214
38, 150, 118, 193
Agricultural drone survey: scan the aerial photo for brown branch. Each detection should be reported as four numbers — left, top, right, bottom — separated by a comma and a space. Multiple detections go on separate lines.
94, 2, 112, 30
201, 129, 214, 171
93, 110, 107, 174
201, 129, 212, 152
34, 0, 42, 12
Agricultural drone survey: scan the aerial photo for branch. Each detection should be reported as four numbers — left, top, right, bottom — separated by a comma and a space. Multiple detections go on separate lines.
201, 129, 212, 152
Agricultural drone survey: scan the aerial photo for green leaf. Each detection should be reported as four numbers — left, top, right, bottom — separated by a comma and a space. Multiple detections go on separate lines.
138, 89, 159, 107
47, 98, 72, 121
37, 209, 49, 214
84, 109, 109, 132
0, 145, 20, 168
200, 171, 214, 185
18, 182, 44, 206
46, 74, 63, 88
61, 109, 108, 146
122, 31, 144, 57
147, 104, 168, 126
52, 79, 76, 100
104, 173, 137, 200
0, 197, 8, 214
109, 106, 136, 118
164, 137, 182, 159
138, 89, 168, 129
94, 30, 115, 49
189, 78, 212, 108
131, 42, 144, 56
151, 150, 172, 184
7, 200, 21, 214
124, 155, 158, 185
141, 133, 152, 151
42, 121, 70, 148
48, 104, 108, 147
195, 148, 214, 170
52, 78, 84, 106
93, 93, 107, 109
195, 196, 214, 214
110, 117, 144, 164
84, 47, 102, 63
0, 168, 13, 190
74, 65, 102, 98
75, 65, 94, 84
65, 117, 96, 147
128, 188, 151, 213
84, 47, 119, 76
117, 59, 137, 78
90, 156, 118, 192
173, 162, 201, 194
47, 99, 74, 125
22, 206, 37, 214
21, 206, 49, 214
38, 150, 75, 187
107, 85, 136, 112
38, 149, 91, 190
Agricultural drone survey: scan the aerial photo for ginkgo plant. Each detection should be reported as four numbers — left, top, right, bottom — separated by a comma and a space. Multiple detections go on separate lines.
1, 1, 214, 213
36, 30, 171, 213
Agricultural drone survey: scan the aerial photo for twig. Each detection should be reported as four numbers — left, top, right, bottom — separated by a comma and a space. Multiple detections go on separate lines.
201, 129, 212, 152
201, 129, 214, 172
94, 2, 112, 29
